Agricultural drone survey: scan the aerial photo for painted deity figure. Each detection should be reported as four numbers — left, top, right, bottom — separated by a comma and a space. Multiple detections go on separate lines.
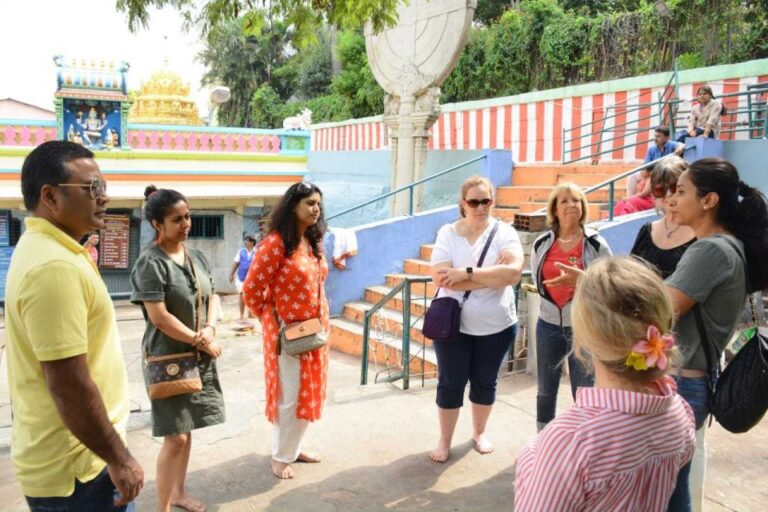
77, 107, 108, 147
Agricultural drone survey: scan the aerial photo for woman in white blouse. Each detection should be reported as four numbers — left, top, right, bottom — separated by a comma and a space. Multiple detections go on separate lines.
428, 175, 524, 462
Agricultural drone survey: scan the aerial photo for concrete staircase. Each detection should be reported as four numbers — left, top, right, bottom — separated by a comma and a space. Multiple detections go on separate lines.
330, 244, 439, 383
328, 161, 641, 382
496, 163, 639, 222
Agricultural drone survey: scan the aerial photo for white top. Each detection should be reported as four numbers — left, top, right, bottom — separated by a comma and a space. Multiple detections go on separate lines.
233, 247, 255, 263
430, 219, 522, 336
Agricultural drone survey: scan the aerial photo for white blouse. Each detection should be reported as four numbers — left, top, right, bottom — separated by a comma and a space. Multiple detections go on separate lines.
430, 219, 522, 336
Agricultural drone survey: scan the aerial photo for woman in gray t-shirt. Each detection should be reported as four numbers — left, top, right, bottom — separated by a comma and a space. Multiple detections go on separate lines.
663, 158, 768, 511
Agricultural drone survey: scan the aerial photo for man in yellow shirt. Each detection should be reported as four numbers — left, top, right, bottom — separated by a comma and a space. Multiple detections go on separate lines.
5, 141, 143, 510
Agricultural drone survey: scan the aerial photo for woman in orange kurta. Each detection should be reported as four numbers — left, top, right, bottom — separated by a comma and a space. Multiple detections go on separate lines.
242, 181, 329, 480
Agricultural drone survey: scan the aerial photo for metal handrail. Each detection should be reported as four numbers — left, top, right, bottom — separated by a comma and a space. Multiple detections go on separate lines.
326, 154, 488, 222
536, 144, 696, 220
360, 270, 534, 389
563, 84, 768, 164
360, 276, 432, 390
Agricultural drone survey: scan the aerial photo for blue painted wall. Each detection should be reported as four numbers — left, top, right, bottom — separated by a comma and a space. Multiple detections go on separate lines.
309, 149, 512, 228
721, 139, 768, 193
324, 206, 460, 316
593, 211, 658, 255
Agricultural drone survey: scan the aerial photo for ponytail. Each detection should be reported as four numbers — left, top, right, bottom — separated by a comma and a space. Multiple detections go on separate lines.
689, 158, 768, 292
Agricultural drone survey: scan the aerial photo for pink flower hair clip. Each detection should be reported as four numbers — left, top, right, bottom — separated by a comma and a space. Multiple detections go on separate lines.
625, 325, 675, 371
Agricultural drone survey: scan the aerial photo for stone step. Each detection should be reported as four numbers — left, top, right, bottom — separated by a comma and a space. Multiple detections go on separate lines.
493, 206, 519, 223
498, 186, 625, 207
557, 173, 628, 187
497, 186, 558, 205
515, 163, 640, 174
519, 201, 606, 221
420, 244, 434, 261
329, 317, 438, 378
364, 285, 432, 317
386, 273, 437, 298
341, 301, 432, 346
512, 167, 560, 186
403, 258, 433, 276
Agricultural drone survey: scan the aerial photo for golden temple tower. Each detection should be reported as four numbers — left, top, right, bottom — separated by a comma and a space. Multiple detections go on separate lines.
129, 61, 202, 125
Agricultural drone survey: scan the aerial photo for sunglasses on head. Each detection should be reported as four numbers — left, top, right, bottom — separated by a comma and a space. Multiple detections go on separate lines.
56, 177, 108, 199
652, 183, 677, 199
465, 198, 492, 208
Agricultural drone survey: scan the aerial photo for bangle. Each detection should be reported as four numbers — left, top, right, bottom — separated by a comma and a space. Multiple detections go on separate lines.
204, 323, 216, 336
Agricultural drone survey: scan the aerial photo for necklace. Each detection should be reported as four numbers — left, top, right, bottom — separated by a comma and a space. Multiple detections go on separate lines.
664, 218, 680, 239
558, 232, 582, 244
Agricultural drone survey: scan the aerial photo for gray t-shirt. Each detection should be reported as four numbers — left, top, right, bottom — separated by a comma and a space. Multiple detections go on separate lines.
665, 235, 746, 371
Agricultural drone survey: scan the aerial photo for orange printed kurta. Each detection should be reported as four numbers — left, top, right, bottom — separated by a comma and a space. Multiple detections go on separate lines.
243, 232, 330, 422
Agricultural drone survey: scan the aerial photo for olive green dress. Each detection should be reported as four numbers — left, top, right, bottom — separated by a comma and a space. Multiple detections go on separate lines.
130, 245, 225, 437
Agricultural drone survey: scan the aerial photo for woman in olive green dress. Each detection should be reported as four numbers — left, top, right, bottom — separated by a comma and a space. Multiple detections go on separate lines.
130, 186, 225, 512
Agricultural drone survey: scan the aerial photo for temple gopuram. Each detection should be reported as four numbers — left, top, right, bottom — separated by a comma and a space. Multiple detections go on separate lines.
0, 56, 310, 297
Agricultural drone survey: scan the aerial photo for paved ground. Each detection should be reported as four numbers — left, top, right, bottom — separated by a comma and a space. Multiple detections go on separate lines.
1, 296, 766, 511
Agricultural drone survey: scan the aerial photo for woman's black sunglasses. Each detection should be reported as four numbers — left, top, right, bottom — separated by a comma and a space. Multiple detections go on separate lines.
465, 198, 493, 208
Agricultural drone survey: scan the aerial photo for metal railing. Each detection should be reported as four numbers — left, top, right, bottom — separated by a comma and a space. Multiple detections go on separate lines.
562, 64, 768, 164
326, 154, 488, 223
562, 65, 679, 165
359, 270, 533, 390
360, 276, 432, 390
669, 84, 768, 140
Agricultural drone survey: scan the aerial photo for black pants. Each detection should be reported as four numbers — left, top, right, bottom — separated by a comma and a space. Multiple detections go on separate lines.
434, 324, 518, 409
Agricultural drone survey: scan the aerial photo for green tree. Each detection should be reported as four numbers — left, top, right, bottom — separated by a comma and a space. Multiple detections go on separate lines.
116, 0, 401, 47
474, 0, 511, 26
293, 30, 333, 99
250, 83, 283, 127
198, 14, 293, 127
330, 30, 384, 118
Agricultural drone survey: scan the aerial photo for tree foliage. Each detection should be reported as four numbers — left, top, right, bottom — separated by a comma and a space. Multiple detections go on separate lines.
442, 0, 768, 103
115, 0, 401, 47
198, 14, 294, 126
145, 0, 768, 128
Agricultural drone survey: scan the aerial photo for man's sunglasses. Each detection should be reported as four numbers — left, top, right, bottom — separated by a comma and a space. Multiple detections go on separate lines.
465, 198, 493, 208
56, 177, 108, 199
652, 183, 677, 199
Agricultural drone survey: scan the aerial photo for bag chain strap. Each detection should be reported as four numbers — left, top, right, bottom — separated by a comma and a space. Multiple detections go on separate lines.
183, 245, 204, 362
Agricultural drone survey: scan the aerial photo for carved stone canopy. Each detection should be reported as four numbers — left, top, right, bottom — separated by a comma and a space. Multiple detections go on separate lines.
365, 0, 477, 98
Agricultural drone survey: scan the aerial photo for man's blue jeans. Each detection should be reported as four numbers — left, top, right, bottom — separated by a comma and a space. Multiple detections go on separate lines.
667, 376, 709, 512
26, 467, 135, 512
536, 319, 594, 426
676, 127, 715, 143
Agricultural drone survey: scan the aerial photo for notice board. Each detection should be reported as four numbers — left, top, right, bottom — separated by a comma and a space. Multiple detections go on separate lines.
100, 214, 130, 269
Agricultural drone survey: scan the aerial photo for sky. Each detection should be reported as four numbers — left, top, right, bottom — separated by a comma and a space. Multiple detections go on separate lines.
0, 0, 210, 116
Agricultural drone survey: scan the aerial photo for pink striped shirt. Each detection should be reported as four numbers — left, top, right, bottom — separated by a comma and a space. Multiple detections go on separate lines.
515, 378, 695, 511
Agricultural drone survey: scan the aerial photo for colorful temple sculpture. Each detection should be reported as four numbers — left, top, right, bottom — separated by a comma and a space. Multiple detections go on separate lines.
54, 55, 130, 150
0, 56, 310, 297
129, 62, 202, 126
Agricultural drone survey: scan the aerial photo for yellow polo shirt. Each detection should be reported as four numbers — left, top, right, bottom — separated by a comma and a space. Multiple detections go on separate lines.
4, 217, 129, 497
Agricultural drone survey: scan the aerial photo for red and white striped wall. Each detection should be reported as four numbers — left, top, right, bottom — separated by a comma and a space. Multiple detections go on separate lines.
310, 63, 768, 164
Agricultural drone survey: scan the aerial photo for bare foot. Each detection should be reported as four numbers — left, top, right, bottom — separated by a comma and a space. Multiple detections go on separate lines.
472, 434, 494, 455
271, 459, 295, 479
171, 494, 207, 512
430, 442, 450, 463
296, 451, 321, 463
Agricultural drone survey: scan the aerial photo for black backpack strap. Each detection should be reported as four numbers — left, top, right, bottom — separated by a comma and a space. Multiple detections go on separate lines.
693, 304, 718, 427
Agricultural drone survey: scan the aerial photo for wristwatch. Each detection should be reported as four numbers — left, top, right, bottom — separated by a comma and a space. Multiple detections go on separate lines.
466, 267, 473, 280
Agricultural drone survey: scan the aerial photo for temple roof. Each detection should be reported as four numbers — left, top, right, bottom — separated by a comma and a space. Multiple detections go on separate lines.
129, 63, 202, 126
53, 55, 129, 101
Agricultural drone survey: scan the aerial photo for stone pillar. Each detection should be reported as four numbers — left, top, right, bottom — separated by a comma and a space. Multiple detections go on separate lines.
412, 87, 441, 212
365, 0, 477, 218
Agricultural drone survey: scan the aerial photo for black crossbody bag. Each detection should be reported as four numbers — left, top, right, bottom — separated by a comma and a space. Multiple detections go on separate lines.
422, 221, 499, 343
695, 238, 768, 433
